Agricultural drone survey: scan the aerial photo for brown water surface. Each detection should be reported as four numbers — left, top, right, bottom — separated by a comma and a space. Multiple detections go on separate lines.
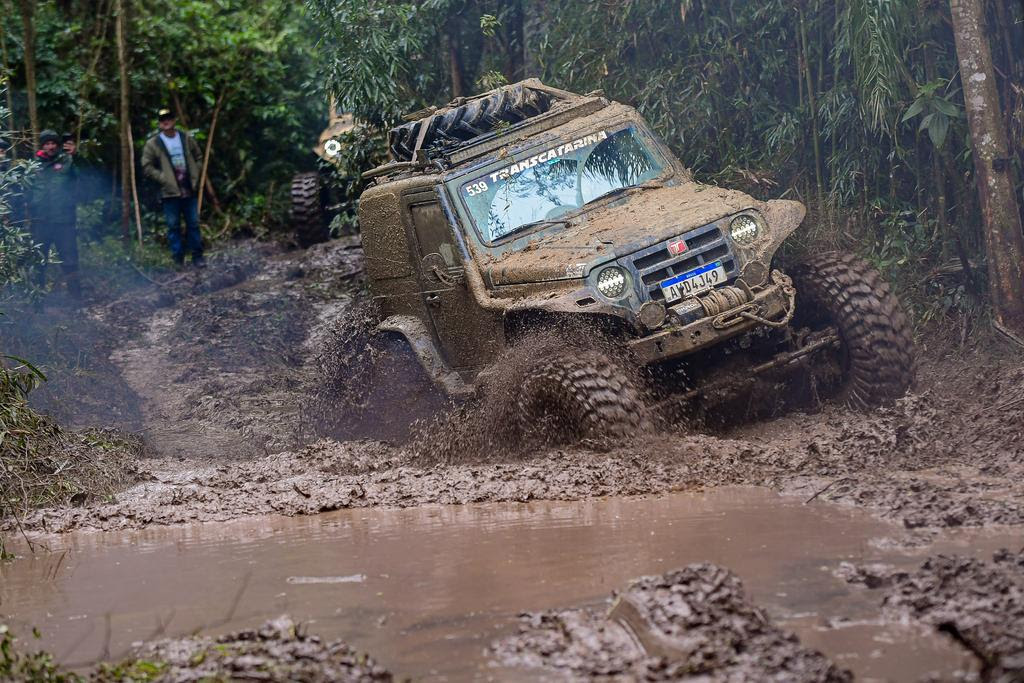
2, 487, 1017, 681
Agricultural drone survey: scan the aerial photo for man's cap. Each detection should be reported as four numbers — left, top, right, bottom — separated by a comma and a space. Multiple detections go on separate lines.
39, 129, 59, 144
157, 108, 175, 121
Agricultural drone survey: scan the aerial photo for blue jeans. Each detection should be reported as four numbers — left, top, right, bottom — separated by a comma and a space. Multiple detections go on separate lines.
162, 196, 202, 262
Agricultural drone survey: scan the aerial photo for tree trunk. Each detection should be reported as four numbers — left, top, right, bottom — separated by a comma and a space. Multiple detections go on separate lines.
504, 0, 525, 81
950, 0, 1024, 340
522, 2, 544, 77
16, 0, 38, 141
75, 0, 113, 144
447, 31, 465, 98
115, 0, 131, 241
127, 125, 142, 244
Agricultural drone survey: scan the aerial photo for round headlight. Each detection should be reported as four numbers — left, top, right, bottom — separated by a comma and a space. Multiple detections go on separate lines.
596, 266, 628, 299
730, 214, 760, 244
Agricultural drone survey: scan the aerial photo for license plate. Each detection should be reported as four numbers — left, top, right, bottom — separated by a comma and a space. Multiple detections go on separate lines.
660, 261, 727, 302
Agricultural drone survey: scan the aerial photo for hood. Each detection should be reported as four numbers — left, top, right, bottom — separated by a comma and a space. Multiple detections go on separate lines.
482, 182, 757, 286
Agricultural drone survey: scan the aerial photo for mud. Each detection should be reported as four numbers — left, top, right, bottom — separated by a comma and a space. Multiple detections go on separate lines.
117, 616, 392, 682
1, 235, 1023, 540
493, 564, 851, 681
8, 346, 1021, 535
842, 550, 1024, 681
5, 488, 1012, 680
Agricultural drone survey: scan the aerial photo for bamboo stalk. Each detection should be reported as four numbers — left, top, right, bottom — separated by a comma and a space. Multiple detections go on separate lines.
127, 125, 142, 245
115, 0, 131, 241
197, 90, 225, 218
0, 12, 19, 158
172, 88, 222, 214
799, 6, 825, 211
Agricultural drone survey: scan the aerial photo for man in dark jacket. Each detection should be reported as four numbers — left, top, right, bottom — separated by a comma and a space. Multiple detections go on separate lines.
26, 129, 80, 298
141, 108, 205, 267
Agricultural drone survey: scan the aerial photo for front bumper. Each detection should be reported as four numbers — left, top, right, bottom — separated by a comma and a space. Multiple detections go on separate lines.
627, 278, 793, 364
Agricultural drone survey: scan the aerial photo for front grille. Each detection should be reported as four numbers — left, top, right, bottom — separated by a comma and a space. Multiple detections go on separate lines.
627, 221, 738, 302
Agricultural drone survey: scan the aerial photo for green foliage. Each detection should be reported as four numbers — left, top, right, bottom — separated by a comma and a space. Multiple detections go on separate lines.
480, 13, 500, 38
476, 70, 508, 91
2, 0, 324, 236
902, 80, 961, 149
304, 0, 425, 128
0, 623, 167, 682
1, 88, 44, 299
323, 123, 388, 234
0, 624, 78, 682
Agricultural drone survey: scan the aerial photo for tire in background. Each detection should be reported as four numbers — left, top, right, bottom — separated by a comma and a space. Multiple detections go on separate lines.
291, 171, 330, 247
791, 251, 916, 408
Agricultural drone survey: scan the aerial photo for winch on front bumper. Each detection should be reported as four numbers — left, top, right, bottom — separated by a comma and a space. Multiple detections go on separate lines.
628, 270, 796, 364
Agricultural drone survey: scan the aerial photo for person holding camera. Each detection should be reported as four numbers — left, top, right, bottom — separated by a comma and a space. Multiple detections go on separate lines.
26, 129, 80, 299
141, 108, 205, 268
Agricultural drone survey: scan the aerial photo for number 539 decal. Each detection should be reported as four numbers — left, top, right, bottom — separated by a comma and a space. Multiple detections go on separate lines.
464, 180, 489, 197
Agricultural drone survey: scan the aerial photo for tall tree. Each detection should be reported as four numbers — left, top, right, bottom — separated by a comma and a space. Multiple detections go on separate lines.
950, 0, 1024, 340
115, 0, 131, 240
16, 0, 37, 141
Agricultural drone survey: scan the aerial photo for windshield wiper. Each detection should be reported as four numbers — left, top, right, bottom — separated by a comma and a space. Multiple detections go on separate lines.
584, 182, 663, 207
512, 218, 571, 233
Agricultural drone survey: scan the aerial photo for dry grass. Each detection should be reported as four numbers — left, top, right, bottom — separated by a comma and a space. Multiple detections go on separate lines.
1, 357, 141, 549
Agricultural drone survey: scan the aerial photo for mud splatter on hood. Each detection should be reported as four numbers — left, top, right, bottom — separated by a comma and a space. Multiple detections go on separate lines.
483, 182, 756, 285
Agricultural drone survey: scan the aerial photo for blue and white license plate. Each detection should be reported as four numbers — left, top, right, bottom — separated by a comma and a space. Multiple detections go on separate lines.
660, 261, 727, 303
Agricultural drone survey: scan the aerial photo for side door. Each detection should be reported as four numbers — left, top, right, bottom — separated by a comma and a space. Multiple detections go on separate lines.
403, 191, 501, 373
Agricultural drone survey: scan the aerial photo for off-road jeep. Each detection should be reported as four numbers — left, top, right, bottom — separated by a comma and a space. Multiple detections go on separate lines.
356, 80, 915, 439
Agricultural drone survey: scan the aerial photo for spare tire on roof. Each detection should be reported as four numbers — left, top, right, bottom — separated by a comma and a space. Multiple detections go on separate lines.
389, 83, 553, 162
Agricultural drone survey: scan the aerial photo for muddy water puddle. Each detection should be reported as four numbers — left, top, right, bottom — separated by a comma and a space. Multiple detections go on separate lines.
2, 487, 1019, 681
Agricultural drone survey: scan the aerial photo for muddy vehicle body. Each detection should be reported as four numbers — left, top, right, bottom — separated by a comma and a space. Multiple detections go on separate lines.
356, 80, 914, 437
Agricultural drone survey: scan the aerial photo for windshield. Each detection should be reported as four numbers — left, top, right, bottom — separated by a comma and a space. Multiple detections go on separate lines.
459, 125, 664, 243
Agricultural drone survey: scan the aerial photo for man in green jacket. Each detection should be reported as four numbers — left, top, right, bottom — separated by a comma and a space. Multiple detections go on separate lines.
26, 129, 80, 298
141, 108, 205, 267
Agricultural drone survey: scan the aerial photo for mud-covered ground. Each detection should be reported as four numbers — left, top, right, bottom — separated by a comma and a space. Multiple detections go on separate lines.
1, 615, 393, 682
839, 549, 1024, 681
1, 238, 1021, 536
493, 563, 851, 681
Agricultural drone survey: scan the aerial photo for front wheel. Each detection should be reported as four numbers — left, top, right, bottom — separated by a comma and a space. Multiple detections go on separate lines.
791, 251, 915, 408
515, 348, 648, 444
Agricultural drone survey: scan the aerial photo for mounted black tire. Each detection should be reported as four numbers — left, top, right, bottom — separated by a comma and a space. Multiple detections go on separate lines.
791, 251, 915, 408
291, 171, 329, 247
389, 83, 552, 161
516, 349, 647, 444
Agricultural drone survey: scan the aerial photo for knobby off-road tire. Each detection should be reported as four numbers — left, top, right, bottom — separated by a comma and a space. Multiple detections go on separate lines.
389, 84, 552, 161
792, 251, 915, 408
291, 171, 329, 247
516, 349, 647, 444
